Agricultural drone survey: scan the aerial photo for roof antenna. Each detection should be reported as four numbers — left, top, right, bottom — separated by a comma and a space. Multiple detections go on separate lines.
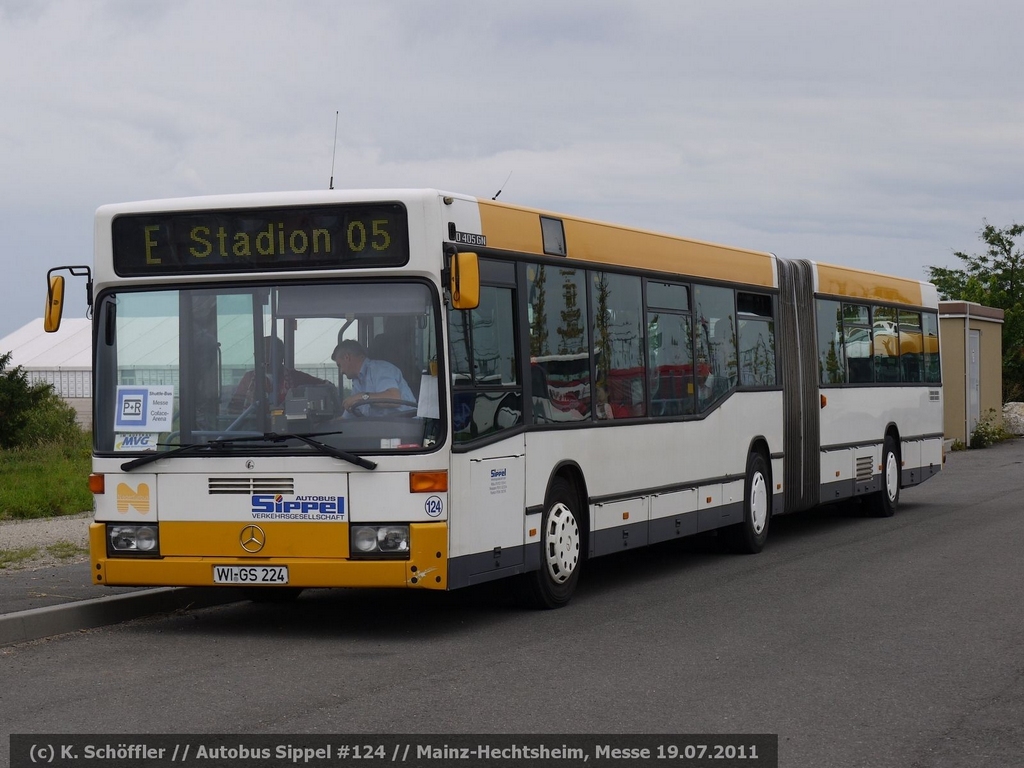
492, 170, 513, 200
329, 111, 339, 190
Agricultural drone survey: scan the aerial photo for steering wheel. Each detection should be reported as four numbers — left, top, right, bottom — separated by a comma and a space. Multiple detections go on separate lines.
347, 398, 419, 417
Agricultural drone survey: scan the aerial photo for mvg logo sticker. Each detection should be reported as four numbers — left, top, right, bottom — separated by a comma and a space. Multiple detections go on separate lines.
117, 483, 151, 513
114, 433, 159, 452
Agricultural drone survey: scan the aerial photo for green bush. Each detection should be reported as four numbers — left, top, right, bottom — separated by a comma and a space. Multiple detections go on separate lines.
970, 409, 1011, 449
0, 351, 42, 449
19, 388, 81, 446
0, 351, 82, 449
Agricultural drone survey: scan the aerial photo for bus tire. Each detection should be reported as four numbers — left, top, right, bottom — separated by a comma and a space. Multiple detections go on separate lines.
726, 451, 771, 554
870, 436, 900, 517
524, 477, 582, 609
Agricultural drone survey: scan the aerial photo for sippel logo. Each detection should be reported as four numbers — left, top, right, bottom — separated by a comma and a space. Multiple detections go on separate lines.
116, 482, 150, 513
250, 494, 345, 518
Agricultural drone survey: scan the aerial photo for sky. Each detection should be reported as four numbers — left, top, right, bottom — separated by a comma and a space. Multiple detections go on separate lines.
2, 0, 1022, 340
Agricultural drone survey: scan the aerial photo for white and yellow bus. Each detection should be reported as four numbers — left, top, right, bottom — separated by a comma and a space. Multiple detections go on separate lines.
45, 189, 943, 607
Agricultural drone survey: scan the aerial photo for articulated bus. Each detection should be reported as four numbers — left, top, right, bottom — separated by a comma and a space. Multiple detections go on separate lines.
45, 189, 943, 607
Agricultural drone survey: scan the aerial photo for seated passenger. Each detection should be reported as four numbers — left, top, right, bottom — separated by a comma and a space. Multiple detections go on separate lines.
333, 339, 416, 416
228, 337, 332, 413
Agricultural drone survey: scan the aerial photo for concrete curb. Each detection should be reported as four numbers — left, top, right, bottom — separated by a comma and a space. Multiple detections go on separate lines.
0, 587, 241, 647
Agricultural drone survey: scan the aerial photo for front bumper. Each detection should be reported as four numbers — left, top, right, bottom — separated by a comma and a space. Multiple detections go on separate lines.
89, 522, 448, 590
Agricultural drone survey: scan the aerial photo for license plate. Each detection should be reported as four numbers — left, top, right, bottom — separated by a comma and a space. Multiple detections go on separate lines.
213, 565, 289, 584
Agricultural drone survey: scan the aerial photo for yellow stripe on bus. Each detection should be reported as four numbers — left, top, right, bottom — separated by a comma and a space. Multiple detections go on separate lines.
816, 263, 923, 306
478, 201, 776, 288
478, 202, 545, 254
561, 219, 775, 286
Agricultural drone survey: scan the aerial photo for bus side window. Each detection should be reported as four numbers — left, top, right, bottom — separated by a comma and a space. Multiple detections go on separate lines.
737, 292, 776, 387
816, 299, 845, 385
527, 265, 590, 423
449, 285, 521, 442
647, 311, 694, 416
592, 272, 644, 419
646, 281, 693, 417
694, 284, 737, 408
843, 303, 873, 384
922, 312, 941, 383
873, 306, 900, 383
898, 310, 924, 383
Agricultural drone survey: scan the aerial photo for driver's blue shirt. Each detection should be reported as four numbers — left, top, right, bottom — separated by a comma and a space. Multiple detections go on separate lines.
348, 357, 416, 416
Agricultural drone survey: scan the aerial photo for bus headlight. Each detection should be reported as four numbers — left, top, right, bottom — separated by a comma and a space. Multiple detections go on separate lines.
350, 525, 410, 559
107, 524, 160, 556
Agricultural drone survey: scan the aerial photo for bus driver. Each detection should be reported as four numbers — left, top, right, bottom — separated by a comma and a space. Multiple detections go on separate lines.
332, 339, 416, 416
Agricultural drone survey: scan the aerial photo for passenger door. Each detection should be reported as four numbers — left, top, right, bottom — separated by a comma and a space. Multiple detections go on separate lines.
447, 261, 526, 587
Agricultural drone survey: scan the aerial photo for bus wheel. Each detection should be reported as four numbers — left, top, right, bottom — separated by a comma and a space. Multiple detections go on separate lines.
870, 436, 900, 518
524, 477, 582, 609
726, 451, 770, 554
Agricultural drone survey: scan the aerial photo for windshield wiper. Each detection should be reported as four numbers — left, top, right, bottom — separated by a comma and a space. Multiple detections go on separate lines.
224, 431, 377, 470
120, 431, 376, 472
120, 440, 237, 471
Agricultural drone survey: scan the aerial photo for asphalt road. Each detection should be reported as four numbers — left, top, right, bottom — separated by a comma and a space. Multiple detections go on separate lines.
2, 440, 1022, 768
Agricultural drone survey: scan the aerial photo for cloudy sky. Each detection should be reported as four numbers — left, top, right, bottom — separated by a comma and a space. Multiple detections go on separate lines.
2, 0, 1022, 339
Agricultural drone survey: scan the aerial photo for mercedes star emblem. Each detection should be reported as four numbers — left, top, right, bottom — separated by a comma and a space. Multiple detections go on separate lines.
239, 524, 266, 553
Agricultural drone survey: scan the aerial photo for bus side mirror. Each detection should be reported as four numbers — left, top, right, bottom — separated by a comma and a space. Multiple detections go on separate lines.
44, 274, 66, 333
450, 251, 480, 310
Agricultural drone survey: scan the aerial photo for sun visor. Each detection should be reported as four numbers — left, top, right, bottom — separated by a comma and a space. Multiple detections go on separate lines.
276, 282, 430, 318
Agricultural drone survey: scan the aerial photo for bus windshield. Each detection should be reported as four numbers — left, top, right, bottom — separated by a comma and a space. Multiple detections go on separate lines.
93, 280, 444, 456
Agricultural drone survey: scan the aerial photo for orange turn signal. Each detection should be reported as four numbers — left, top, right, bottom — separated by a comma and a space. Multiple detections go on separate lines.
409, 471, 448, 493
88, 473, 105, 494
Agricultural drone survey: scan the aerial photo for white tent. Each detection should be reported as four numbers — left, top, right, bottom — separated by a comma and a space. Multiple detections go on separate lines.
0, 318, 92, 397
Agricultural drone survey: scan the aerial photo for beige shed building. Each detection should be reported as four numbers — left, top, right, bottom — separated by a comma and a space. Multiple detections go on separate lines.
939, 301, 1004, 445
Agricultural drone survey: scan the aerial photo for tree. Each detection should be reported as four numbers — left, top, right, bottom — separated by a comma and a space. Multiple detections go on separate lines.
0, 351, 44, 449
928, 222, 1024, 401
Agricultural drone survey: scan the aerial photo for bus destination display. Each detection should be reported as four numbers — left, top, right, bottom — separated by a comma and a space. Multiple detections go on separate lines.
112, 203, 408, 275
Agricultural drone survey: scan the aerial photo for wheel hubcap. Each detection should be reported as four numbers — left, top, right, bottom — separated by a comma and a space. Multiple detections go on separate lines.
885, 451, 899, 501
544, 503, 580, 583
750, 471, 768, 535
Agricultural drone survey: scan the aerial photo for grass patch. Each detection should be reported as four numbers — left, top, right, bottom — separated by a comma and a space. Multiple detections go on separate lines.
46, 540, 89, 560
0, 546, 41, 569
0, 432, 93, 521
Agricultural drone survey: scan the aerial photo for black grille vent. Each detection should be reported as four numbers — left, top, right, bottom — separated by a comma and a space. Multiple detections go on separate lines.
208, 477, 294, 495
